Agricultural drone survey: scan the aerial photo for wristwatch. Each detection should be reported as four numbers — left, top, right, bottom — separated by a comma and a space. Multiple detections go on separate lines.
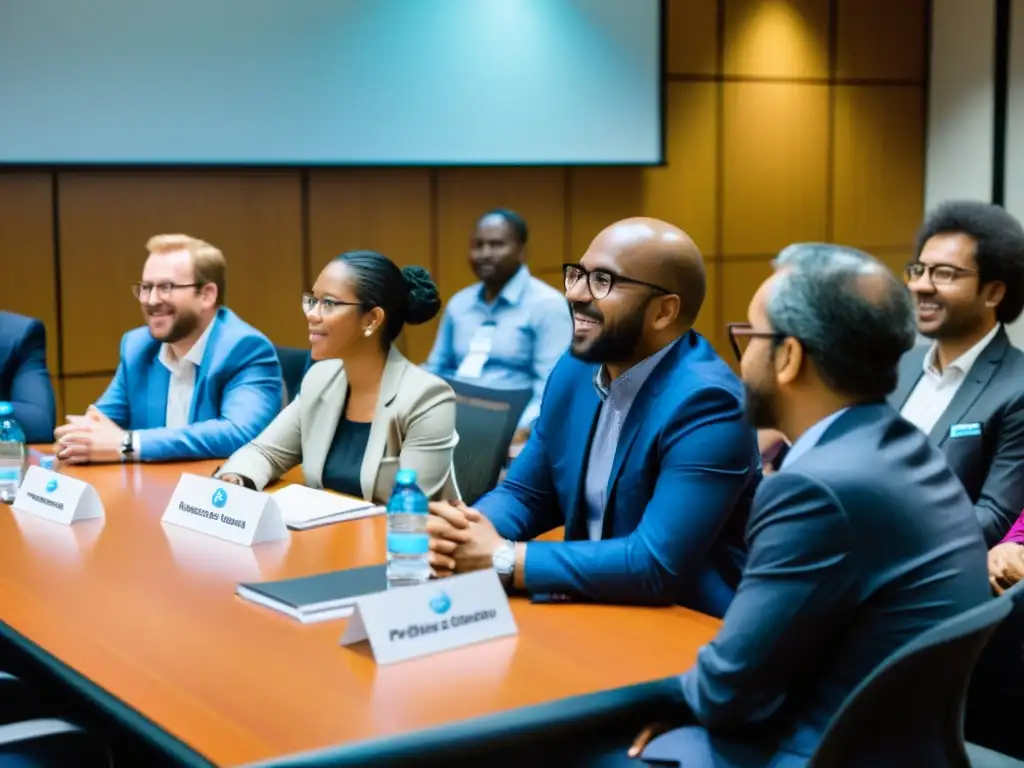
492, 539, 516, 588
120, 431, 135, 463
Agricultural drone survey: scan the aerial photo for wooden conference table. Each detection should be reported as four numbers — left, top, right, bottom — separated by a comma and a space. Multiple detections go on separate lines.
0, 457, 721, 766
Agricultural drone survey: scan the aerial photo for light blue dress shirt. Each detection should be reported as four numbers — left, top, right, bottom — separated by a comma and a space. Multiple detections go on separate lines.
780, 407, 849, 469
425, 265, 572, 429
584, 340, 679, 541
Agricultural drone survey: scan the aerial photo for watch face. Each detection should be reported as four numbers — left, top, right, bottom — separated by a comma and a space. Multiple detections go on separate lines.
493, 543, 515, 572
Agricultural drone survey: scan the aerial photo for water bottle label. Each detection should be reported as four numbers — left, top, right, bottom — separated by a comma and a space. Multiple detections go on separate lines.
0, 468, 20, 482
387, 532, 429, 555
389, 493, 427, 514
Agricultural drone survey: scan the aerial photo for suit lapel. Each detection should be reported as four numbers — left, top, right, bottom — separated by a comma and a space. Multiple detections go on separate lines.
564, 376, 602, 541
360, 347, 406, 499
188, 310, 225, 422
891, 346, 926, 409
603, 352, 673, 513
307, 366, 348, 486
929, 330, 1008, 446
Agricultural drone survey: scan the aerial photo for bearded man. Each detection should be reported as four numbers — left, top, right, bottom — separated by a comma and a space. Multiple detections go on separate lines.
426, 217, 759, 618
55, 234, 282, 463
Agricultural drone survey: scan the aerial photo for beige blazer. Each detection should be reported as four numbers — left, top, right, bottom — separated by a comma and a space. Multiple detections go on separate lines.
218, 347, 460, 502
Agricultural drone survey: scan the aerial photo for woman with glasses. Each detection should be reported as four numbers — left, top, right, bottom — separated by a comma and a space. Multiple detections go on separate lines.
216, 250, 459, 502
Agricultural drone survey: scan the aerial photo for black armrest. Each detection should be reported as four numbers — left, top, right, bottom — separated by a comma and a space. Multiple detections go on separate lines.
0, 718, 110, 766
0, 672, 46, 725
250, 677, 688, 768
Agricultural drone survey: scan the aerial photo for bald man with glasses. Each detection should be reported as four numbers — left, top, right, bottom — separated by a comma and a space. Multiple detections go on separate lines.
427, 217, 760, 617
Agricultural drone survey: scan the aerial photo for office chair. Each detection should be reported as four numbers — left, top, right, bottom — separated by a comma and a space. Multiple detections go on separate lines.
965, 577, 1024, 765
0, 671, 110, 766
804, 592, 1013, 768
276, 346, 310, 404
0, 671, 44, 725
0, 719, 111, 766
443, 378, 531, 504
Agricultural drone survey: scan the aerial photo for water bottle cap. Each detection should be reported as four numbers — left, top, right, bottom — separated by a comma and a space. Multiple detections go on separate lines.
395, 468, 417, 485
40, 456, 56, 470
0, 402, 11, 416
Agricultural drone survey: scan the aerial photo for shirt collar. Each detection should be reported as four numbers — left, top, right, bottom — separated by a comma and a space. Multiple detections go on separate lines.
594, 338, 679, 402
159, 315, 216, 372
781, 407, 849, 469
478, 264, 530, 306
922, 323, 1000, 377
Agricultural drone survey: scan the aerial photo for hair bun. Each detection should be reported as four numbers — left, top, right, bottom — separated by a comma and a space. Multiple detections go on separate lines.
402, 266, 442, 325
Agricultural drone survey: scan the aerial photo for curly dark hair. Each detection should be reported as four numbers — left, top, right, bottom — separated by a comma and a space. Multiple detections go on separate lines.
915, 200, 1024, 324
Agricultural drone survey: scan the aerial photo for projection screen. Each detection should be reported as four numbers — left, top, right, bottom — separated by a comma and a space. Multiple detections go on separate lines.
0, 0, 663, 165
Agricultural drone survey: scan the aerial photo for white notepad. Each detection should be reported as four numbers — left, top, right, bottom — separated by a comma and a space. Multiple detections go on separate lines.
271, 484, 382, 530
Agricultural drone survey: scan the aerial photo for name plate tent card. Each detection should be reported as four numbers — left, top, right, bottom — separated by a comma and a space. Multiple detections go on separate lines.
340, 570, 518, 665
162, 473, 288, 546
13, 466, 105, 525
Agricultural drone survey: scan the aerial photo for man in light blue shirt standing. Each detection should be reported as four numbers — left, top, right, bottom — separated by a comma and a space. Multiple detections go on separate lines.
425, 209, 572, 441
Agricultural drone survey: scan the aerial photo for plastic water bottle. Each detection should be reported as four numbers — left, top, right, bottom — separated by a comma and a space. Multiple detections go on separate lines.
386, 468, 431, 588
0, 402, 27, 504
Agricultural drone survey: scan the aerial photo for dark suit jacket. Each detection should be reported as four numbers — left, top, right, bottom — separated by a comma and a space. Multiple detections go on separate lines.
890, 327, 1024, 546
479, 330, 760, 618
675, 403, 989, 761
0, 311, 56, 443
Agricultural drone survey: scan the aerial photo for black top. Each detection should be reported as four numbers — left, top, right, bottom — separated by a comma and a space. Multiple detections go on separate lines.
321, 417, 372, 498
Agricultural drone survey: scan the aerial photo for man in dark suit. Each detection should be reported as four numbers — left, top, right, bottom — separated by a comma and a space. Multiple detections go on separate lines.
0, 311, 56, 443
890, 200, 1024, 546
596, 244, 989, 767
427, 217, 760, 618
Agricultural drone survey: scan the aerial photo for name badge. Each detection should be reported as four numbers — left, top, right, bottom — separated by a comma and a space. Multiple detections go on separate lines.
13, 466, 105, 525
161, 473, 288, 547
454, 323, 497, 380
340, 570, 518, 665
950, 423, 982, 439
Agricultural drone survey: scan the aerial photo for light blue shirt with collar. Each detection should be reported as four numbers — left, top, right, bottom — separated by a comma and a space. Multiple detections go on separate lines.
425, 265, 572, 429
584, 339, 679, 540
780, 407, 850, 469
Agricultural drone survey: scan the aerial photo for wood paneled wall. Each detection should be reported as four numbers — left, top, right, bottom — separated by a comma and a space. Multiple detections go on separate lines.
0, 0, 926, 419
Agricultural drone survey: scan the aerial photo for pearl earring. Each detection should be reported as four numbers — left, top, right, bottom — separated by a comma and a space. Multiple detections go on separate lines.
364, 328, 372, 337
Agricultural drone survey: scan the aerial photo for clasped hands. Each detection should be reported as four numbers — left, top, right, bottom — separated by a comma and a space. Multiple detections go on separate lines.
427, 500, 504, 578
53, 406, 127, 464
989, 541, 1024, 595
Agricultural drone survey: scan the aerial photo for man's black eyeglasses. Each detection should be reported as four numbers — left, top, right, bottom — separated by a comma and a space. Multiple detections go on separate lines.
727, 322, 786, 362
563, 263, 674, 301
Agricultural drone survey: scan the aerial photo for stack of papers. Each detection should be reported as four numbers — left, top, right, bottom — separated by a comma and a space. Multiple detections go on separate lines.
237, 564, 387, 623
271, 483, 382, 530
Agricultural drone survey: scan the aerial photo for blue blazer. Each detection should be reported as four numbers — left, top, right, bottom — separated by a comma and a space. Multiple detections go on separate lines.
669, 403, 990, 764
94, 307, 283, 462
0, 311, 56, 443
480, 331, 759, 617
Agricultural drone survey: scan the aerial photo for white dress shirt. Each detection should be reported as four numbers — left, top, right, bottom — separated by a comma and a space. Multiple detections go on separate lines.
132, 318, 216, 459
900, 324, 1001, 435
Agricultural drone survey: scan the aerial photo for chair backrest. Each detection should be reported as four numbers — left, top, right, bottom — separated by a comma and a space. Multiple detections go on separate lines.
276, 346, 310, 405
444, 378, 532, 505
808, 593, 1013, 768
964, 579, 1024, 760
